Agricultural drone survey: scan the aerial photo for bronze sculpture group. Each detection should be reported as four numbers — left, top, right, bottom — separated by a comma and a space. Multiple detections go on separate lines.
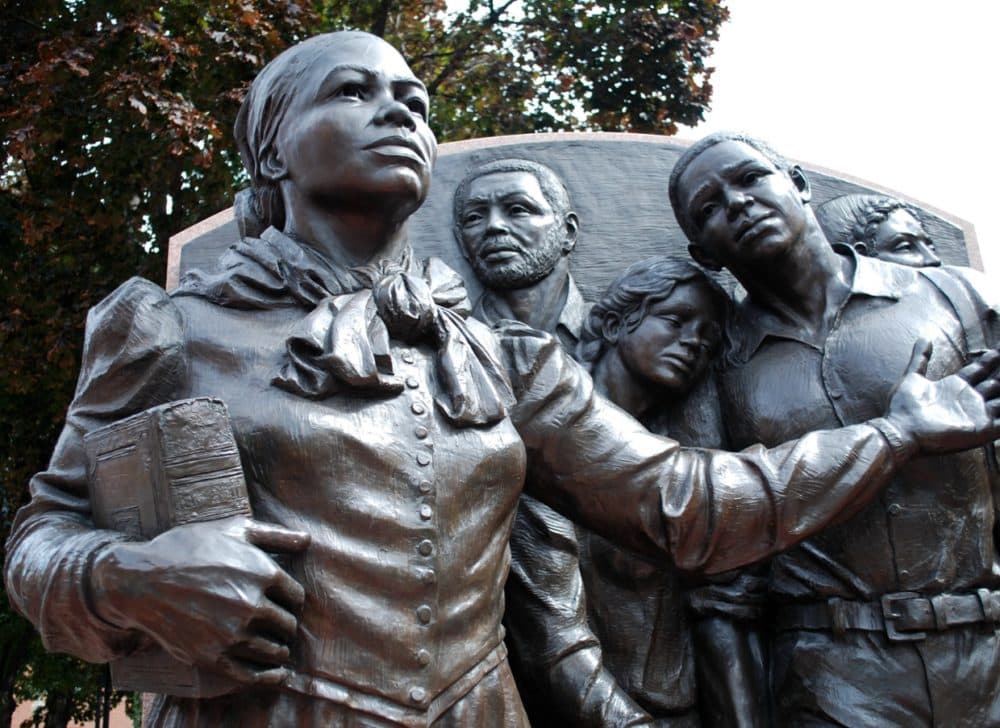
6, 31, 1000, 728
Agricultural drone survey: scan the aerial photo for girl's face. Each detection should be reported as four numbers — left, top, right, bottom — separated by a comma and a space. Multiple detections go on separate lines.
616, 281, 722, 396
275, 34, 437, 225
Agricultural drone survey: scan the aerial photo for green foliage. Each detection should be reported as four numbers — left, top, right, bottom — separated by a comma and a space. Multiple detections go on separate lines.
0, 0, 728, 724
14, 656, 109, 727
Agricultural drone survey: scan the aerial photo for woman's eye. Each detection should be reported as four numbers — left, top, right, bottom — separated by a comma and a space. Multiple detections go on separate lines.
661, 315, 682, 328
336, 83, 366, 99
893, 240, 913, 252
405, 98, 428, 119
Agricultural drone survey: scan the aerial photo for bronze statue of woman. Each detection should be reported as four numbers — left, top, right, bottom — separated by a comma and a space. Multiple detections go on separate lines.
6, 32, 1000, 728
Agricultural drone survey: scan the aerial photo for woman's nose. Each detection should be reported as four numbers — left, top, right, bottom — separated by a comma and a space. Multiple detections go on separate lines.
375, 98, 416, 131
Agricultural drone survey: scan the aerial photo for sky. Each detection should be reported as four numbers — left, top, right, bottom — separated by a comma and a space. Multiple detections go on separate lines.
679, 0, 1000, 275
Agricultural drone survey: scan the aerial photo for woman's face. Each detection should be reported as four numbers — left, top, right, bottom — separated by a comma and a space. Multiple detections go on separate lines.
616, 282, 722, 396
275, 34, 437, 222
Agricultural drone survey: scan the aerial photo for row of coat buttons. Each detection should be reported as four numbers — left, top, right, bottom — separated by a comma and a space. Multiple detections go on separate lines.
400, 358, 434, 499
400, 350, 435, 708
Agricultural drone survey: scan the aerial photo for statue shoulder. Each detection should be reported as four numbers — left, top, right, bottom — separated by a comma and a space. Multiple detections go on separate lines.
75, 277, 187, 419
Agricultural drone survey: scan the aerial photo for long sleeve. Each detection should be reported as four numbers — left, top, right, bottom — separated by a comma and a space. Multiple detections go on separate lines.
504, 495, 651, 727
4, 277, 187, 661
499, 323, 913, 575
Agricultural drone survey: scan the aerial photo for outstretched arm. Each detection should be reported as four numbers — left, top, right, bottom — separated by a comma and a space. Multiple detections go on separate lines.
502, 324, 1000, 573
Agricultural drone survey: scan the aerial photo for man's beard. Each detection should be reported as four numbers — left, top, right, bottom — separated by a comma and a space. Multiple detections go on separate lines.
470, 229, 564, 290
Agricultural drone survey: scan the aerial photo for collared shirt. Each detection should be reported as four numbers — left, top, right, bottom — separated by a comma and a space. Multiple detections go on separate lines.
720, 250, 1000, 601
472, 274, 590, 352
6, 243, 926, 727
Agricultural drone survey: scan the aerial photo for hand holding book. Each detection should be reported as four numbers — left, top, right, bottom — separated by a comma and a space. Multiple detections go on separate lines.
82, 397, 311, 695
90, 514, 310, 686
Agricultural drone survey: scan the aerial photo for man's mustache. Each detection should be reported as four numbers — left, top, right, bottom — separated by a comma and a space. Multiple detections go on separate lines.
477, 235, 526, 255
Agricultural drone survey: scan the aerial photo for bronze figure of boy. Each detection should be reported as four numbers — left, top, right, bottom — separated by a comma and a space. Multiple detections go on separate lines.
670, 131, 1000, 726
6, 35, 1000, 728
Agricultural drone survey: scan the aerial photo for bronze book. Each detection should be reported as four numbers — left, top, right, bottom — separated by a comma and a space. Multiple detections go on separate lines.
84, 397, 250, 697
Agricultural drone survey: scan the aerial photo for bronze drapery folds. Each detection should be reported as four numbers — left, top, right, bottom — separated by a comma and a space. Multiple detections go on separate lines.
6, 33, 1000, 728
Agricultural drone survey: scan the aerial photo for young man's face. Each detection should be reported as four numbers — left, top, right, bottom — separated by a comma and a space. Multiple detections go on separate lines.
676, 141, 810, 271
869, 208, 941, 267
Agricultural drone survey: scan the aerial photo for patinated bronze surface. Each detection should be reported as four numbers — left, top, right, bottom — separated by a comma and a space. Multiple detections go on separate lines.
450, 155, 764, 726
173, 134, 982, 296
578, 257, 768, 727
5, 33, 1000, 728
453, 157, 652, 726
669, 132, 1000, 726
816, 193, 942, 267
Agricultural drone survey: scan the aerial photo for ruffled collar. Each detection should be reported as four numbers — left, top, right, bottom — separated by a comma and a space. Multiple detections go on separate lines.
175, 228, 514, 427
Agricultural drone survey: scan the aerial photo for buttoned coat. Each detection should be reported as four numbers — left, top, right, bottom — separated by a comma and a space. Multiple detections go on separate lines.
6, 238, 925, 727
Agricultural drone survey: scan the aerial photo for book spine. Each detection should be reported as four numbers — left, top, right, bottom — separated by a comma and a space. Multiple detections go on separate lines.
154, 399, 251, 528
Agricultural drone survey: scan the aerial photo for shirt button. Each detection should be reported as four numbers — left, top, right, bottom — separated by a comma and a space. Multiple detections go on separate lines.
888, 503, 902, 515
401, 352, 415, 364
416, 605, 433, 624
411, 401, 426, 415
417, 539, 433, 556
417, 649, 431, 667
419, 504, 433, 520
418, 480, 432, 494
416, 452, 431, 466
414, 425, 429, 439
421, 568, 437, 585
409, 687, 426, 704
405, 376, 419, 389
829, 388, 843, 400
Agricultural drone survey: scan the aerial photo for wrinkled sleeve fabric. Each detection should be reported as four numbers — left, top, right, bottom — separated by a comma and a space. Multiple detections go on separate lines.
943, 266, 1000, 554
499, 322, 913, 574
504, 495, 651, 727
4, 277, 187, 661
942, 265, 1000, 348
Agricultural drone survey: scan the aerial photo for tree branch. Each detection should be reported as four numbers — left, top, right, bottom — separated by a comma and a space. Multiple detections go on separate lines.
370, 0, 394, 38
426, 0, 518, 95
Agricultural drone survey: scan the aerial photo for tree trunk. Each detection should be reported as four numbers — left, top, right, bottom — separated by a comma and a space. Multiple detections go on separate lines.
370, 0, 393, 37
0, 615, 31, 728
42, 688, 74, 728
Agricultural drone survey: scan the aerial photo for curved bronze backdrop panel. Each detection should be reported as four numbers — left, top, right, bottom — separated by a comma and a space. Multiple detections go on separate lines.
169, 132, 978, 296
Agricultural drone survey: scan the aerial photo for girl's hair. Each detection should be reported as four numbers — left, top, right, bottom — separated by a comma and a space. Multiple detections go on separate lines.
578, 256, 730, 366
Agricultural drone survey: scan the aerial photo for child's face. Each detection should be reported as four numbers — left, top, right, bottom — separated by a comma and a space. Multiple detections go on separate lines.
616, 282, 722, 396
869, 208, 940, 268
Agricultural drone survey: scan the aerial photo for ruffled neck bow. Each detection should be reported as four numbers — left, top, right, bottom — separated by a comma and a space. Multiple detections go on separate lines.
175, 228, 513, 427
